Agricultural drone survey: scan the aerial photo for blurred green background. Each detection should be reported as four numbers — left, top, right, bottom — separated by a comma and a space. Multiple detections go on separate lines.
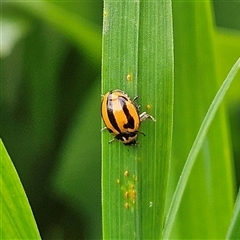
1, 1, 240, 239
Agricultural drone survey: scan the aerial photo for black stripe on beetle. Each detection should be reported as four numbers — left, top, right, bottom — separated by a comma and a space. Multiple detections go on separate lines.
107, 92, 122, 133
122, 102, 135, 129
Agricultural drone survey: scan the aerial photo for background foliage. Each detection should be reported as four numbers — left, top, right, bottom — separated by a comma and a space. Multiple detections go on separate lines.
1, 1, 240, 239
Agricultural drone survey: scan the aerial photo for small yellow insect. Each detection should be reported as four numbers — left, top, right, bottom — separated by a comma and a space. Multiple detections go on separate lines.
101, 89, 155, 145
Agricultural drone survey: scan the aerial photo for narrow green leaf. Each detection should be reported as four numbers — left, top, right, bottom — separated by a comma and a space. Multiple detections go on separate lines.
102, 1, 173, 239
0, 140, 41, 239
226, 188, 240, 239
138, 2, 173, 239
168, 2, 235, 238
163, 58, 240, 239
7, 1, 101, 64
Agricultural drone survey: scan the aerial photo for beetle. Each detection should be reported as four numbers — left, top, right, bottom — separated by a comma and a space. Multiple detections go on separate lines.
101, 89, 155, 145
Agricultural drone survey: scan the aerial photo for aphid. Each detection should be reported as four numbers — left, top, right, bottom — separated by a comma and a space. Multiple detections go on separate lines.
101, 89, 155, 145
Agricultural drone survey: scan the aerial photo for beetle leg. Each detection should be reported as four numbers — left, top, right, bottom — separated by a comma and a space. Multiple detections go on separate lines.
109, 138, 115, 144
139, 112, 156, 122
132, 96, 139, 102
101, 127, 107, 131
137, 130, 146, 136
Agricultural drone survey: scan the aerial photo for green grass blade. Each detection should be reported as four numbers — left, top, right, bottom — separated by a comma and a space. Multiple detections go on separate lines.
102, 0, 173, 239
0, 140, 41, 239
8, 1, 101, 64
138, 1, 173, 239
163, 58, 240, 239
102, 3, 140, 239
226, 188, 240, 239
168, 2, 235, 238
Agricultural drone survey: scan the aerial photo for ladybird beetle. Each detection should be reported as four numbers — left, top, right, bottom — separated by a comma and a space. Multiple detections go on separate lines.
101, 89, 156, 146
